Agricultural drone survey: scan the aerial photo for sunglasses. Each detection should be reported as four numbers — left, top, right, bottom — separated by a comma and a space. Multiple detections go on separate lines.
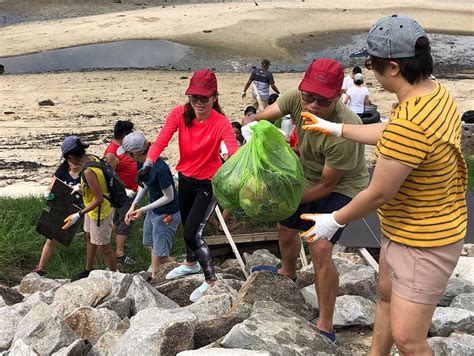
300, 92, 334, 107
188, 95, 211, 103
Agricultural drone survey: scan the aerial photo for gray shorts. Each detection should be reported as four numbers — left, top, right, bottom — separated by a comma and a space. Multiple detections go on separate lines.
143, 210, 180, 257
113, 196, 133, 236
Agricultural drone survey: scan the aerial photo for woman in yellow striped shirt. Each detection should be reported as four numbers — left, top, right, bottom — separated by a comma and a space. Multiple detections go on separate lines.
300, 15, 466, 355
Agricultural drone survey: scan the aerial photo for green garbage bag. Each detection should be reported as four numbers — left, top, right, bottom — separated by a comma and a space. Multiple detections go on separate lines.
212, 120, 304, 221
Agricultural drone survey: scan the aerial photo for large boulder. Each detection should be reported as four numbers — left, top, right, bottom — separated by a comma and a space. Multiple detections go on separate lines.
439, 276, 474, 306
0, 303, 32, 351
228, 271, 313, 320
156, 275, 204, 307
333, 295, 375, 328
338, 266, 378, 302
64, 307, 122, 343
450, 292, 474, 311
429, 307, 474, 336
182, 294, 233, 322
88, 329, 127, 356
428, 332, 474, 355
19, 273, 62, 294
97, 297, 132, 319
243, 249, 281, 273
178, 349, 271, 355
88, 270, 134, 301
333, 252, 366, 265
13, 302, 77, 355
116, 308, 197, 356
203, 278, 243, 301
23, 290, 55, 307
193, 315, 245, 349
8, 339, 38, 356
0, 285, 24, 306
125, 275, 178, 314
54, 277, 112, 307
453, 257, 474, 284
300, 284, 319, 311
221, 301, 341, 355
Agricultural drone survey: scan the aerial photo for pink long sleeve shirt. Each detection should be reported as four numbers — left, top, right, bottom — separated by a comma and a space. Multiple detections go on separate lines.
147, 105, 238, 180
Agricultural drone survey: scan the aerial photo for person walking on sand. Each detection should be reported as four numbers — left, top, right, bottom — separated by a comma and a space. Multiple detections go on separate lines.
136, 69, 238, 302
104, 120, 138, 266
255, 58, 369, 344
300, 15, 466, 355
123, 132, 180, 281
242, 59, 280, 110
61, 136, 117, 281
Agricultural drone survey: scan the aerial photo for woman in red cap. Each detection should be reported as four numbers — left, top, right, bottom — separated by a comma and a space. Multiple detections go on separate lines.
137, 69, 238, 302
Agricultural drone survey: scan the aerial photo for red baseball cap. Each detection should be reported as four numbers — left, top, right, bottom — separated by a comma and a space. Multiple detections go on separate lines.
298, 59, 344, 100
185, 69, 218, 97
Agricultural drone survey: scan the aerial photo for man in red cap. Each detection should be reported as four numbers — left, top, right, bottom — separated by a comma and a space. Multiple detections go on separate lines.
255, 58, 369, 343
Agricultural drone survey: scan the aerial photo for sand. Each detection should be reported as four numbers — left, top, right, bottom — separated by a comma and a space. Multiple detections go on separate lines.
0, 0, 473, 196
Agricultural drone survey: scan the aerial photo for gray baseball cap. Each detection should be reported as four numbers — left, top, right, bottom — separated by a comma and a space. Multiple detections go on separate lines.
61, 135, 89, 157
122, 132, 146, 153
350, 15, 428, 58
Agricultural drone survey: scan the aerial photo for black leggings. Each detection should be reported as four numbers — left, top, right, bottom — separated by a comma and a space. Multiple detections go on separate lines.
178, 173, 217, 281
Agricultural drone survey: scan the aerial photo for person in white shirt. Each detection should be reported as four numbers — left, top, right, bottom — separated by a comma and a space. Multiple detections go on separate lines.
341, 66, 362, 102
344, 73, 370, 116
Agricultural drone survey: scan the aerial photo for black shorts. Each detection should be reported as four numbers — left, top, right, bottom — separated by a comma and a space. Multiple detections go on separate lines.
279, 192, 352, 244
113, 196, 133, 236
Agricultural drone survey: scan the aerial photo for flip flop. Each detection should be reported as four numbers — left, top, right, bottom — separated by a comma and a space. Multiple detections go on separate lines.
250, 265, 278, 273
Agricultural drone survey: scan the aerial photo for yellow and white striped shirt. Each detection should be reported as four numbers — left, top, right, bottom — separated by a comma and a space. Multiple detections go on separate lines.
376, 81, 467, 247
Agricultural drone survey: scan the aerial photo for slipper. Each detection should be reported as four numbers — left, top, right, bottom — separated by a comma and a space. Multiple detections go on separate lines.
250, 265, 278, 273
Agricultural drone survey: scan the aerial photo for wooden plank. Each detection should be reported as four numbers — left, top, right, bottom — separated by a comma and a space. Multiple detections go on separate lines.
204, 231, 279, 246
357, 247, 379, 274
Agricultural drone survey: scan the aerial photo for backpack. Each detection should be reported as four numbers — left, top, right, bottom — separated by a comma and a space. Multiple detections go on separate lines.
82, 156, 127, 224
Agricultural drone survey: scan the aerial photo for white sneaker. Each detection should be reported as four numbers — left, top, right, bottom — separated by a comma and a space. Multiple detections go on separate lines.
189, 281, 211, 303
165, 264, 201, 280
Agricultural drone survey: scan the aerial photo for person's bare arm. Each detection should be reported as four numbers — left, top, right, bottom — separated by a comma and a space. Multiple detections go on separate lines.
342, 122, 386, 145
271, 83, 280, 94
334, 156, 412, 224
242, 77, 252, 96
301, 164, 345, 204
364, 95, 370, 107
255, 102, 283, 122
104, 152, 119, 171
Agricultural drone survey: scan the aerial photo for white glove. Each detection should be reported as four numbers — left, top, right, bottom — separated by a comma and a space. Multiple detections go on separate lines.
301, 112, 343, 137
62, 212, 81, 230
71, 183, 83, 195
125, 189, 136, 198
299, 212, 346, 243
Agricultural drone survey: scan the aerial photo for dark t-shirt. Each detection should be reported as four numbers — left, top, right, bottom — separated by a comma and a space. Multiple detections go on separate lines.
54, 165, 83, 207
249, 68, 275, 100
145, 158, 179, 215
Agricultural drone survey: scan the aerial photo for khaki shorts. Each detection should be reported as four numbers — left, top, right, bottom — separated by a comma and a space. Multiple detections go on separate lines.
381, 236, 463, 305
84, 212, 114, 246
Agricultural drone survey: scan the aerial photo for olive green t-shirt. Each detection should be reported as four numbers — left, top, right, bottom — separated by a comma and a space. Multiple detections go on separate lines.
277, 88, 369, 198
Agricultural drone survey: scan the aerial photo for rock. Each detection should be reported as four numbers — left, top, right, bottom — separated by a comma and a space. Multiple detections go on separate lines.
8, 339, 38, 356
428, 332, 474, 355
429, 307, 474, 336
116, 308, 197, 356
204, 278, 243, 301
52, 339, 91, 356
182, 294, 232, 322
178, 349, 271, 355
439, 277, 473, 306
49, 301, 80, 319
54, 277, 112, 307
220, 259, 241, 269
295, 270, 314, 289
453, 257, 474, 284
332, 256, 362, 276
222, 301, 340, 355
450, 292, 474, 311
300, 284, 319, 311
97, 297, 132, 319
156, 275, 203, 307
333, 252, 366, 265
193, 315, 245, 349
221, 267, 247, 280
0, 296, 5, 307
64, 307, 122, 343
0, 303, 32, 351
0, 285, 24, 305
19, 273, 62, 294
243, 249, 281, 273
125, 275, 178, 314
23, 290, 55, 307
88, 270, 133, 301
148, 262, 182, 285
338, 266, 378, 302
333, 295, 375, 328
461, 243, 474, 257
89, 329, 127, 356
13, 302, 77, 355
228, 271, 313, 320
38, 99, 55, 106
